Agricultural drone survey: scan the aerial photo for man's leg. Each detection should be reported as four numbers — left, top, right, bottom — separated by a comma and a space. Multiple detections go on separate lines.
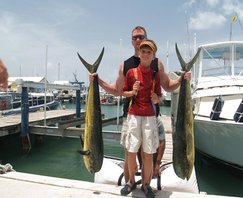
120, 117, 129, 182
153, 139, 165, 178
142, 152, 153, 186
153, 116, 166, 178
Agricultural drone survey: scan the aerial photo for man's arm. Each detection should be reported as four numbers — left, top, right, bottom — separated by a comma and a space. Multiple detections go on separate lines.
97, 63, 125, 96
158, 59, 191, 92
0, 59, 9, 89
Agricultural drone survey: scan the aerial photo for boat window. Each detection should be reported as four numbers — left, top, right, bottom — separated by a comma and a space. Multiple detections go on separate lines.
201, 45, 231, 77
200, 44, 243, 77
234, 45, 243, 76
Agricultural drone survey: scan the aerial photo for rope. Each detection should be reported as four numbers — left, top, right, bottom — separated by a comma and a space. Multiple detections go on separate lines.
0, 163, 15, 174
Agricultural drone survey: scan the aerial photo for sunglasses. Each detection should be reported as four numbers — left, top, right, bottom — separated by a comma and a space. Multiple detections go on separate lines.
132, 35, 146, 41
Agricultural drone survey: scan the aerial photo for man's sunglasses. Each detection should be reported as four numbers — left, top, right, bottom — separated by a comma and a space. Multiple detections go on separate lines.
132, 35, 146, 41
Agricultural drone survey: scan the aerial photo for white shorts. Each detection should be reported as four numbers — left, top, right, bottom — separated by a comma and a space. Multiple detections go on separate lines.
120, 116, 165, 146
125, 114, 159, 154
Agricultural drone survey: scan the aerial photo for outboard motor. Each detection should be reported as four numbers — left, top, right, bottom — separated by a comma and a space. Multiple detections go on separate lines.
210, 96, 224, 120
233, 99, 243, 122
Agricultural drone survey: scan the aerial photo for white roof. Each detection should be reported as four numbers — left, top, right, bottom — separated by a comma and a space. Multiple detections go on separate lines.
8, 77, 45, 83
53, 80, 71, 85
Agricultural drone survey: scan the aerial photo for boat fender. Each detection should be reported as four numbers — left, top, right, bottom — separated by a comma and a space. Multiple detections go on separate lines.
233, 99, 243, 122
210, 96, 224, 120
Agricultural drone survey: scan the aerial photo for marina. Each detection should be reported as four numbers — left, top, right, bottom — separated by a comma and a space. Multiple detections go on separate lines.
2, 1, 243, 197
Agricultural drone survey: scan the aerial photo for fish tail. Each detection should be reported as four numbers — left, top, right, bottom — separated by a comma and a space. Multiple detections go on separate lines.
175, 43, 201, 71
77, 47, 105, 73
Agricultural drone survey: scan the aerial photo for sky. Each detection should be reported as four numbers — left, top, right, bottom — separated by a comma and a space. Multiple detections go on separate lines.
1, 0, 243, 85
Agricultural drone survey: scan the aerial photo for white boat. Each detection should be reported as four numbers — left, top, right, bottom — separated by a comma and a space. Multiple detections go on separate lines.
0, 92, 60, 116
94, 156, 199, 194
191, 41, 243, 170
100, 93, 118, 105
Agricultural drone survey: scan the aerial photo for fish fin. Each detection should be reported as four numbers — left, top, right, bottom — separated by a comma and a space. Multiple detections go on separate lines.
77, 47, 105, 73
175, 43, 201, 71
77, 149, 91, 155
77, 136, 90, 155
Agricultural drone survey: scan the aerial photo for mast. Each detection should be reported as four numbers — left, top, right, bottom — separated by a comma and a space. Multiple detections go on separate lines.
116, 38, 122, 129
44, 45, 48, 126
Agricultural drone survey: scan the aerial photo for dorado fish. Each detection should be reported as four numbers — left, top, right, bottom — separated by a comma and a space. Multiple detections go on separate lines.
173, 43, 200, 180
77, 48, 104, 173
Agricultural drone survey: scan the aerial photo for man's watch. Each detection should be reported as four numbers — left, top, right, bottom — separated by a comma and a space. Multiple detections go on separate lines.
156, 160, 161, 165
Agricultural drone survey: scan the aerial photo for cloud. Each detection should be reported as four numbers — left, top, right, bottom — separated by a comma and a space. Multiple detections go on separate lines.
222, 0, 243, 21
0, 10, 87, 82
206, 0, 219, 7
189, 11, 226, 30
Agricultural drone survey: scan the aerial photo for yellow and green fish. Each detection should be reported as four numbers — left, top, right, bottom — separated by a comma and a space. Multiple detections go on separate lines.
77, 48, 104, 173
173, 44, 200, 180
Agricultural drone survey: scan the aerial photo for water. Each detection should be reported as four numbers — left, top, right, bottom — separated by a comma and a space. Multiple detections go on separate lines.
1, 102, 243, 197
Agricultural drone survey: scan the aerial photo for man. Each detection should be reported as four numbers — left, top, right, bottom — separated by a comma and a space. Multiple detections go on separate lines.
90, 26, 190, 189
0, 59, 9, 89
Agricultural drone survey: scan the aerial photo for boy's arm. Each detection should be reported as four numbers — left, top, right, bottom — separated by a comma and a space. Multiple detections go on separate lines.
122, 90, 135, 97
122, 71, 140, 98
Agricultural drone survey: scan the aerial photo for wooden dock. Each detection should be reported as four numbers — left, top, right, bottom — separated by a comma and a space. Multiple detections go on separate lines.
0, 109, 81, 137
0, 110, 173, 162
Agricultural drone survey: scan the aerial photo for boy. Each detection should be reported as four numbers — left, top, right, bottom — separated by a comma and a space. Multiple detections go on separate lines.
121, 39, 161, 198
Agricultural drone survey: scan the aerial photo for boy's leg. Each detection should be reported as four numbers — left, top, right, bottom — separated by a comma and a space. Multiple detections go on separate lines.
141, 116, 159, 185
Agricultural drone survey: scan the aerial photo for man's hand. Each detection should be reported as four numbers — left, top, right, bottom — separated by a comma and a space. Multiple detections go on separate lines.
89, 73, 98, 82
153, 164, 160, 178
178, 71, 191, 83
151, 92, 160, 104
184, 71, 191, 80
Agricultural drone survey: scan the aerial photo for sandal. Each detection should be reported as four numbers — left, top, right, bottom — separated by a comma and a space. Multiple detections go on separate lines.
141, 184, 155, 198
120, 182, 136, 196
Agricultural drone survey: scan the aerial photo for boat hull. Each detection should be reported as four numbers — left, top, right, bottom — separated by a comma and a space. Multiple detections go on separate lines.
194, 116, 243, 170
1, 100, 60, 116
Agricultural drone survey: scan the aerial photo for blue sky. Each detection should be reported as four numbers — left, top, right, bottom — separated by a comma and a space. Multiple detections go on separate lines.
1, 0, 243, 85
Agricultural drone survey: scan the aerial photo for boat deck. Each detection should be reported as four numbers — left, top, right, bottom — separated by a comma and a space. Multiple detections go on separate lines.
0, 171, 232, 198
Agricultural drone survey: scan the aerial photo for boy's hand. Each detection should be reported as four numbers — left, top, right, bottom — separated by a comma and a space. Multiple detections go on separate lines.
133, 81, 140, 96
